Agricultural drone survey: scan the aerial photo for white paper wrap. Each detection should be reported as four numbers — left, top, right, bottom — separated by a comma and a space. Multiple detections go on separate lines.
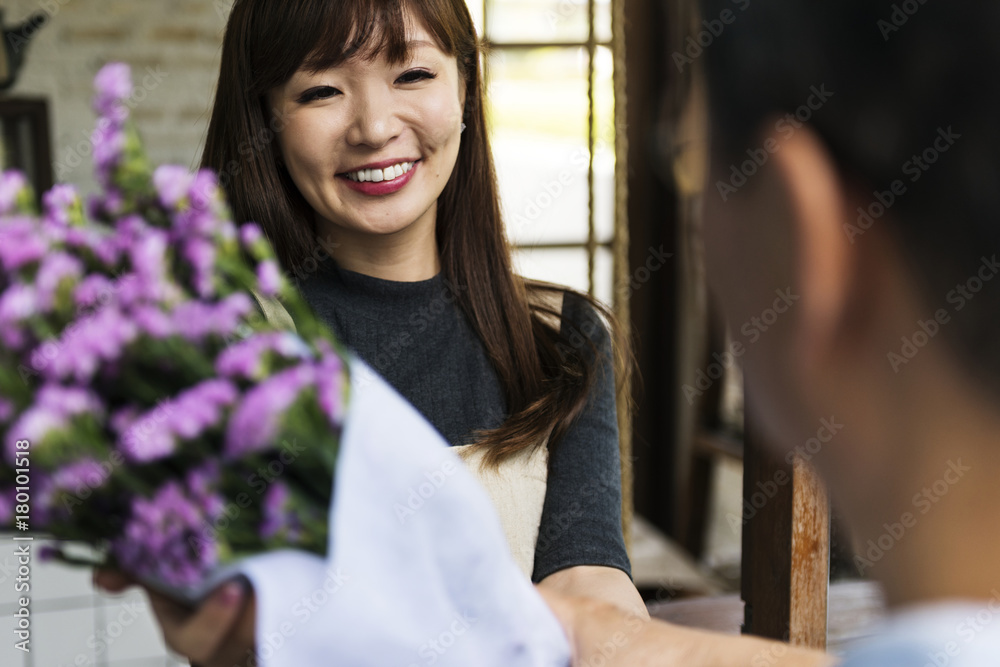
236, 358, 572, 667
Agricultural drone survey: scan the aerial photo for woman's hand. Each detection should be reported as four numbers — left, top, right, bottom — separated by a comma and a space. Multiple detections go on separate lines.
93, 569, 257, 667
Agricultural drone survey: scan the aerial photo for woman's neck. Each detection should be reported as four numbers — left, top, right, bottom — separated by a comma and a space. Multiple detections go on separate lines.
318, 217, 441, 282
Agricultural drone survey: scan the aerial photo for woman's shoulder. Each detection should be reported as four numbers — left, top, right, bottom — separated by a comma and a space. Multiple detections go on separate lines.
525, 281, 610, 345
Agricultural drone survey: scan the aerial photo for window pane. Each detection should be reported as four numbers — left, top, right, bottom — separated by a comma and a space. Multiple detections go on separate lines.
595, 245, 614, 307
596, 0, 612, 43
464, 0, 485, 37
489, 47, 590, 245
594, 45, 615, 244
487, 0, 589, 43
513, 247, 590, 296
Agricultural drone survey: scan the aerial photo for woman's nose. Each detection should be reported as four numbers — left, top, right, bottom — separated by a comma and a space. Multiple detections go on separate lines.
345, 90, 400, 149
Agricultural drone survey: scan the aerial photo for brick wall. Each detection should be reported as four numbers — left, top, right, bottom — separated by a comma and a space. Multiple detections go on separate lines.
7, 0, 232, 195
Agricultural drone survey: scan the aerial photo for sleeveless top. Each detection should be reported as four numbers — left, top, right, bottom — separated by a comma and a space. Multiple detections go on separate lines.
252, 266, 631, 583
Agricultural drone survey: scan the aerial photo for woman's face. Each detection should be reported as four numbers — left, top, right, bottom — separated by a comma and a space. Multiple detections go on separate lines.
268, 19, 466, 241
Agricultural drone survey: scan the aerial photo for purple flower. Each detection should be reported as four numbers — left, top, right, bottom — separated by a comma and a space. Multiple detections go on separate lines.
38, 306, 138, 383
129, 229, 168, 282
111, 481, 220, 588
0, 398, 14, 423
36, 384, 104, 416
256, 260, 282, 297
0, 282, 36, 348
119, 401, 176, 463
225, 364, 315, 458
240, 223, 263, 248
92, 123, 126, 182
0, 219, 48, 271
87, 186, 125, 219
110, 406, 140, 435
4, 407, 63, 462
0, 171, 28, 215
0, 385, 102, 463
120, 381, 237, 463
316, 351, 346, 426
260, 481, 300, 540
173, 209, 218, 239
36, 458, 109, 524
215, 332, 313, 380
35, 252, 84, 310
215, 335, 273, 380
170, 294, 253, 342
186, 461, 225, 519
43, 184, 81, 227
169, 379, 238, 440
189, 169, 220, 212
92, 63, 132, 120
64, 226, 119, 268
183, 238, 216, 298
94, 63, 132, 100
153, 165, 192, 209
74, 274, 115, 310
131, 305, 173, 338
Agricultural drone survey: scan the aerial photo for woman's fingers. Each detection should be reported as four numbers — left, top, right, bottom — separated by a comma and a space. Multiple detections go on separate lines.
148, 580, 254, 667
92, 568, 136, 593
93, 570, 257, 666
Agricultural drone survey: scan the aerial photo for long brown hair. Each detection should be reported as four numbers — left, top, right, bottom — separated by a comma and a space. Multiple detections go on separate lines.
202, 0, 633, 465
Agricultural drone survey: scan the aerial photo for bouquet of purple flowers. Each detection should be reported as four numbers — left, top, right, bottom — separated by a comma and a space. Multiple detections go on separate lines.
0, 63, 348, 601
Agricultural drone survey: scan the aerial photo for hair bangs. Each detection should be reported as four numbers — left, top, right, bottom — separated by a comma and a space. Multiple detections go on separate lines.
301, 0, 409, 73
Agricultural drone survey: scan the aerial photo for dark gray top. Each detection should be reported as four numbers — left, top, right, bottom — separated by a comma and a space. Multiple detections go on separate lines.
298, 261, 631, 583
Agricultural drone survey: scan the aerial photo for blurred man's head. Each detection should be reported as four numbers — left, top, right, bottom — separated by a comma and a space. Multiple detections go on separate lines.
694, 0, 1000, 575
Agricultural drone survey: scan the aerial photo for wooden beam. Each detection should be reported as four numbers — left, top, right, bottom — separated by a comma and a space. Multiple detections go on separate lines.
790, 457, 830, 649
741, 412, 830, 648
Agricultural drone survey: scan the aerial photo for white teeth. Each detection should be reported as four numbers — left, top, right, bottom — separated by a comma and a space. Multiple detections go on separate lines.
345, 162, 414, 183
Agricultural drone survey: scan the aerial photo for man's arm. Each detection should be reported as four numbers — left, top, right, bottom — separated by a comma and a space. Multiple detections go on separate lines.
538, 588, 837, 667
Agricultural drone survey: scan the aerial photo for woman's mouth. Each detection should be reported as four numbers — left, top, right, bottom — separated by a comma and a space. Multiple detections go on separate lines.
343, 161, 415, 183
338, 160, 419, 196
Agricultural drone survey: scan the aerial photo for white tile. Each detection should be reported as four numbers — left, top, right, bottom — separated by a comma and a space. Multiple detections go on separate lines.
0, 612, 27, 667
31, 607, 97, 667
0, 540, 25, 607
30, 541, 96, 602
98, 591, 172, 663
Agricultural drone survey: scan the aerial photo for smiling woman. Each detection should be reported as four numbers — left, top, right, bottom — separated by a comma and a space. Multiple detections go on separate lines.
151, 0, 650, 663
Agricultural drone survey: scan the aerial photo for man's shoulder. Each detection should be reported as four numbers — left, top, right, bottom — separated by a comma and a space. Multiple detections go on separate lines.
839, 601, 1000, 667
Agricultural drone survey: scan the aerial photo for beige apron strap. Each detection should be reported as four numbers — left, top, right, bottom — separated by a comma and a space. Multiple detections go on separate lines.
249, 288, 297, 332
452, 441, 549, 580
452, 286, 566, 579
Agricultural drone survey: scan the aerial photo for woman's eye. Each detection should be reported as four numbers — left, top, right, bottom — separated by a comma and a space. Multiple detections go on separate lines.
397, 69, 436, 85
298, 86, 339, 103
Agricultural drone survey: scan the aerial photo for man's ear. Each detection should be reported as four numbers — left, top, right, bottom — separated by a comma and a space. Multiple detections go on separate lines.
766, 124, 857, 372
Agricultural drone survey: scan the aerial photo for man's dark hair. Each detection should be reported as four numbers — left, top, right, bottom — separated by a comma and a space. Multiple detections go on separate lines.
698, 0, 1000, 390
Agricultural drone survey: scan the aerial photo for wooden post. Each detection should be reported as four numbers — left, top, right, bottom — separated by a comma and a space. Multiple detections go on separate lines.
790, 457, 830, 649
741, 413, 830, 649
